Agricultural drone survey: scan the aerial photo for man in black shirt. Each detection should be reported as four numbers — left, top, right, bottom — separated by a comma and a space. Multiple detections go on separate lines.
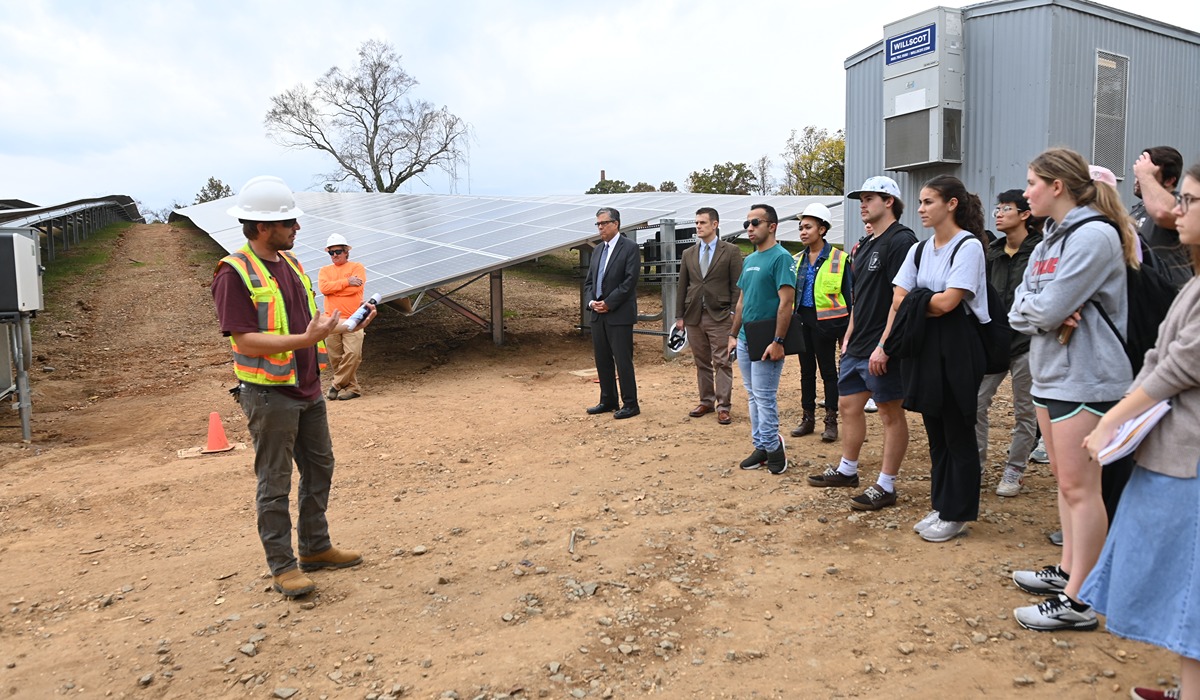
808, 176, 915, 513
1132, 145, 1191, 288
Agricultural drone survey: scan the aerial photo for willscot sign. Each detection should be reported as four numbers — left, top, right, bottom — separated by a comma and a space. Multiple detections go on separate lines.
886, 23, 936, 65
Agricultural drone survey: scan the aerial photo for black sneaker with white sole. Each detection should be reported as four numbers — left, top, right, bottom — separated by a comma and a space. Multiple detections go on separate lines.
1013, 593, 1098, 631
739, 449, 768, 470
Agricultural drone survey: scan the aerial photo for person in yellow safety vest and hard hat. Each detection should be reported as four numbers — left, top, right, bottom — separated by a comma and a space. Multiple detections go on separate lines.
211, 175, 375, 599
790, 202, 852, 443
318, 233, 368, 401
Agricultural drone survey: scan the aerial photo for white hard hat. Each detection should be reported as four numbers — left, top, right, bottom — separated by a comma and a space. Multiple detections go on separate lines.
226, 176, 304, 222
326, 233, 349, 249
667, 326, 688, 353
800, 203, 833, 231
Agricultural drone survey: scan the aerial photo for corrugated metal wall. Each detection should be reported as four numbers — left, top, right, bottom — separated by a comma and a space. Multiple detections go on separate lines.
844, 0, 1200, 241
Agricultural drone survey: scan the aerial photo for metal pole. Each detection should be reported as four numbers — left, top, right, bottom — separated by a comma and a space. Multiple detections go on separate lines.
489, 269, 504, 346
661, 219, 678, 359
14, 315, 32, 442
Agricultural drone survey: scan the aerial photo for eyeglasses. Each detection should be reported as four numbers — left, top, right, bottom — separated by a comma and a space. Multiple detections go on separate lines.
595, 219, 616, 228
1176, 193, 1199, 214
993, 205, 1017, 215
327, 248, 348, 256
742, 218, 773, 229
277, 218, 297, 228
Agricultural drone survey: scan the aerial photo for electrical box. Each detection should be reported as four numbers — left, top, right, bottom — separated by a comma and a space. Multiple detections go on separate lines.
882, 7, 965, 170
0, 228, 44, 312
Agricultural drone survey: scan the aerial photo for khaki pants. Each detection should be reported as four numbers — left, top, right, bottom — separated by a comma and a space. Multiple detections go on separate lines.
326, 328, 364, 394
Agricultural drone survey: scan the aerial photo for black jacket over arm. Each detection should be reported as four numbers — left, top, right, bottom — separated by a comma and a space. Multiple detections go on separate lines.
888, 288, 985, 418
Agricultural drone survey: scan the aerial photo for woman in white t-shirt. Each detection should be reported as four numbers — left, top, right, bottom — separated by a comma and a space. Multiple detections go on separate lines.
891, 175, 990, 543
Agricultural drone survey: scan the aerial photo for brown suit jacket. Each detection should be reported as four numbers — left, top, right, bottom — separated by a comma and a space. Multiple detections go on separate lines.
676, 239, 743, 326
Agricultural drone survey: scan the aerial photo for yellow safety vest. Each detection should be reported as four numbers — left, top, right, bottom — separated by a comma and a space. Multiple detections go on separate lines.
814, 247, 849, 321
216, 244, 328, 386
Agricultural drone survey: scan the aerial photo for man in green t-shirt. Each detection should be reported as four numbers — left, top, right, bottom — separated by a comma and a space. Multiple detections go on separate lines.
727, 204, 797, 474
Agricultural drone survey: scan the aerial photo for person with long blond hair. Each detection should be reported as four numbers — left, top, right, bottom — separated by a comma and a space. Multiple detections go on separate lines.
1007, 146, 1139, 632
1080, 161, 1200, 700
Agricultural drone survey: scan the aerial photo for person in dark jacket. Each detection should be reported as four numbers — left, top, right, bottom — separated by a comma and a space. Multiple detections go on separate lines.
976, 190, 1044, 497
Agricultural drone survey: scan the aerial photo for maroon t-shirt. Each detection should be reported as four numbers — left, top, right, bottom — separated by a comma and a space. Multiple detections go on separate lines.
212, 256, 321, 401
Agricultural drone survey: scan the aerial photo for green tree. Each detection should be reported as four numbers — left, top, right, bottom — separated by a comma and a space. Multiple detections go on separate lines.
630, 181, 656, 192
585, 179, 631, 194
686, 162, 758, 195
658, 180, 678, 192
194, 177, 233, 204
778, 126, 845, 195
265, 39, 469, 193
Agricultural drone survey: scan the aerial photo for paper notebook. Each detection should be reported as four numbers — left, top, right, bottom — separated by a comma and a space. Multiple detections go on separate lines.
1098, 400, 1172, 466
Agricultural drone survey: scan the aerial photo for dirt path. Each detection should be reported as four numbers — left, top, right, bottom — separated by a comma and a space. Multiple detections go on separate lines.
0, 223, 1176, 699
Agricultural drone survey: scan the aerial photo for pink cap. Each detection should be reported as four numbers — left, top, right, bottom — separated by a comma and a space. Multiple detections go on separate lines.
1089, 164, 1118, 187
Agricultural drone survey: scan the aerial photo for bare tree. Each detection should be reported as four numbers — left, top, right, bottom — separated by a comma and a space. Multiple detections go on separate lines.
265, 40, 470, 193
752, 155, 773, 196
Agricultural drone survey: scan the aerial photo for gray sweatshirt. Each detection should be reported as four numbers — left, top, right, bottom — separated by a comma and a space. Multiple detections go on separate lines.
1008, 205, 1131, 402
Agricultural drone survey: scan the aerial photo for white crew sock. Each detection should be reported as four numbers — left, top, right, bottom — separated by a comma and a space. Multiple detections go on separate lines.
837, 458, 859, 476
876, 472, 896, 493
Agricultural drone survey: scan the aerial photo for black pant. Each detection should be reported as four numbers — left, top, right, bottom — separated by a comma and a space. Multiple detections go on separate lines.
923, 384, 982, 522
1102, 456, 1133, 524
796, 306, 838, 412
591, 319, 637, 407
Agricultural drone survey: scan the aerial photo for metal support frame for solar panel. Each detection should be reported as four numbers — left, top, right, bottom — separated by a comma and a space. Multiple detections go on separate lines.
174, 194, 673, 346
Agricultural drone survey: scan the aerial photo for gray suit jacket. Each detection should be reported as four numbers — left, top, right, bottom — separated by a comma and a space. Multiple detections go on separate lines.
676, 239, 742, 326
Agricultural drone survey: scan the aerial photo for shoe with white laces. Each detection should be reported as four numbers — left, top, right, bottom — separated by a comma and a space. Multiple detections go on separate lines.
920, 517, 967, 542
1029, 438, 1050, 464
1012, 564, 1069, 595
912, 510, 940, 534
1013, 593, 1098, 631
864, 398, 878, 413
996, 467, 1025, 497
1130, 685, 1181, 700
849, 485, 897, 511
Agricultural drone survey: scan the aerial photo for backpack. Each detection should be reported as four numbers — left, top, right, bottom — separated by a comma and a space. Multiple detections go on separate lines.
1056, 216, 1178, 375
913, 236, 1013, 374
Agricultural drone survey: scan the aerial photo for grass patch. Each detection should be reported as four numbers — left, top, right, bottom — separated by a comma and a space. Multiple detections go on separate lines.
41, 222, 133, 292
507, 249, 581, 287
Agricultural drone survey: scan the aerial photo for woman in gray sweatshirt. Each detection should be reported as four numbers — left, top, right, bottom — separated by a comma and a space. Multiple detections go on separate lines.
1006, 147, 1140, 633
1080, 162, 1200, 699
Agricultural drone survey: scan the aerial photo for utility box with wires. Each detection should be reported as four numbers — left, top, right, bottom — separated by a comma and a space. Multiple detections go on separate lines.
0, 228, 44, 312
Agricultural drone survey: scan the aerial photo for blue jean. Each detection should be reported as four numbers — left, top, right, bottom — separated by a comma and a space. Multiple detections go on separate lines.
238, 384, 335, 575
736, 337, 785, 451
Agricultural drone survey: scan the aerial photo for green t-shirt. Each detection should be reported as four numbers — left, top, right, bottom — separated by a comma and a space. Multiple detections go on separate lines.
737, 243, 797, 341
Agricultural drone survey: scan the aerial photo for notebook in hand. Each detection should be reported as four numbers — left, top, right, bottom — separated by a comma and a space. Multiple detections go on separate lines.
744, 315, 806, 360
1098, 400, 1171, 466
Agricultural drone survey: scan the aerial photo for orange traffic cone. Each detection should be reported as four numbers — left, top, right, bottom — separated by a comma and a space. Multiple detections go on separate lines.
201, 411, 235, 453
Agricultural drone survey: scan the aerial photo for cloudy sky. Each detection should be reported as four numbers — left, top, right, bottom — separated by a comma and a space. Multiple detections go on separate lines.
1, 0, 1196, 215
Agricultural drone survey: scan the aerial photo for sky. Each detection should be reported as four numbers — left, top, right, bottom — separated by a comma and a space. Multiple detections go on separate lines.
1, 0, 1197, 216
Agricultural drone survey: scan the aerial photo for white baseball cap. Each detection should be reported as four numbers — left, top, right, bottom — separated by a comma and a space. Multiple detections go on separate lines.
847, 176, 902, 202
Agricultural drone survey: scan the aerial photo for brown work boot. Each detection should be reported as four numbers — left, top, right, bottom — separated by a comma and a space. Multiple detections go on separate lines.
821, 411, 838, 442
299, 547, 363, 572
790, 410, 815, 437
272, 568, 316, 598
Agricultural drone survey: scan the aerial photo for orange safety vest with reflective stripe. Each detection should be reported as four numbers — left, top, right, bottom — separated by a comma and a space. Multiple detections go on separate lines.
216, 245, 328, 386
814, 247, 849, 321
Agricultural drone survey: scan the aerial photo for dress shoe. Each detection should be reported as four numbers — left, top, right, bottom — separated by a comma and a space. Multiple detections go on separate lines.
337, 391, 361, 401
326, 385, 339, 401
272, 568, 316, 598
717, 409, 731, 425
613, 405, 640, 419
688, 404, 713, 418
586, 404, 617, 415
298, 546, 363, 572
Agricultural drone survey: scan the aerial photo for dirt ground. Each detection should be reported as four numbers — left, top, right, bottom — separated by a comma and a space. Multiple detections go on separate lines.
0, 223, 1179, 699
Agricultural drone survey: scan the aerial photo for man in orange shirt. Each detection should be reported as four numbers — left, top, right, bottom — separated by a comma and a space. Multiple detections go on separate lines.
318, 234, 367, 400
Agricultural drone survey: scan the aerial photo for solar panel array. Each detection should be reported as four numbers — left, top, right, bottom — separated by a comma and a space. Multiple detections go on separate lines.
175, 193, 673, 307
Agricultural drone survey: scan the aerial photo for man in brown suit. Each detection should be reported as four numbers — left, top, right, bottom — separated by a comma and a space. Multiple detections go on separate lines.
675, 207, 743, 424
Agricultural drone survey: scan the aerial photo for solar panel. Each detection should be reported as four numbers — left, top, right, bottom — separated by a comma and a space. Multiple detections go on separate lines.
175, 194, 673, 309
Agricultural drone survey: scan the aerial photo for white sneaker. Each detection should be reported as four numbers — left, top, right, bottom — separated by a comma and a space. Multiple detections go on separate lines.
1029, 438, 1049, 464
1013, 593, 1098, 631
920, 517, 967, 542
912, 510, 940, 534
1012, 565, 1068, 595
864, 398, 878, 413
996, 467, 1025, 497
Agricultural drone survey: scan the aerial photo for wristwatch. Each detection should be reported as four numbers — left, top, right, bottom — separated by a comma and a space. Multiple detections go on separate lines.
773, 336, 786, 344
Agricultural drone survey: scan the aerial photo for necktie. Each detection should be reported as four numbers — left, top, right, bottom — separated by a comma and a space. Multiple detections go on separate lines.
596, 242, 611, 297
700, 243, 711, 277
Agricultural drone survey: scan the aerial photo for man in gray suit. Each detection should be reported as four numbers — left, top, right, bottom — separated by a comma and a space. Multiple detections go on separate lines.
675, 207, 742, 424
584, 207, 641, 419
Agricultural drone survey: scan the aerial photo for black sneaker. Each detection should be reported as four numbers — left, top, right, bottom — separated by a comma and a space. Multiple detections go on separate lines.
739, 449, 767, 470
807, 466, 860, 488
766, 442, 788, 475
849, 485, 897, 511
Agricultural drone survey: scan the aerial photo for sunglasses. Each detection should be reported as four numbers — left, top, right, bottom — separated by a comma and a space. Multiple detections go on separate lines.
327, 248, 348, 256
742, 218, 773, 229
277, 218, 297, 228
595, 220, 616, 228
